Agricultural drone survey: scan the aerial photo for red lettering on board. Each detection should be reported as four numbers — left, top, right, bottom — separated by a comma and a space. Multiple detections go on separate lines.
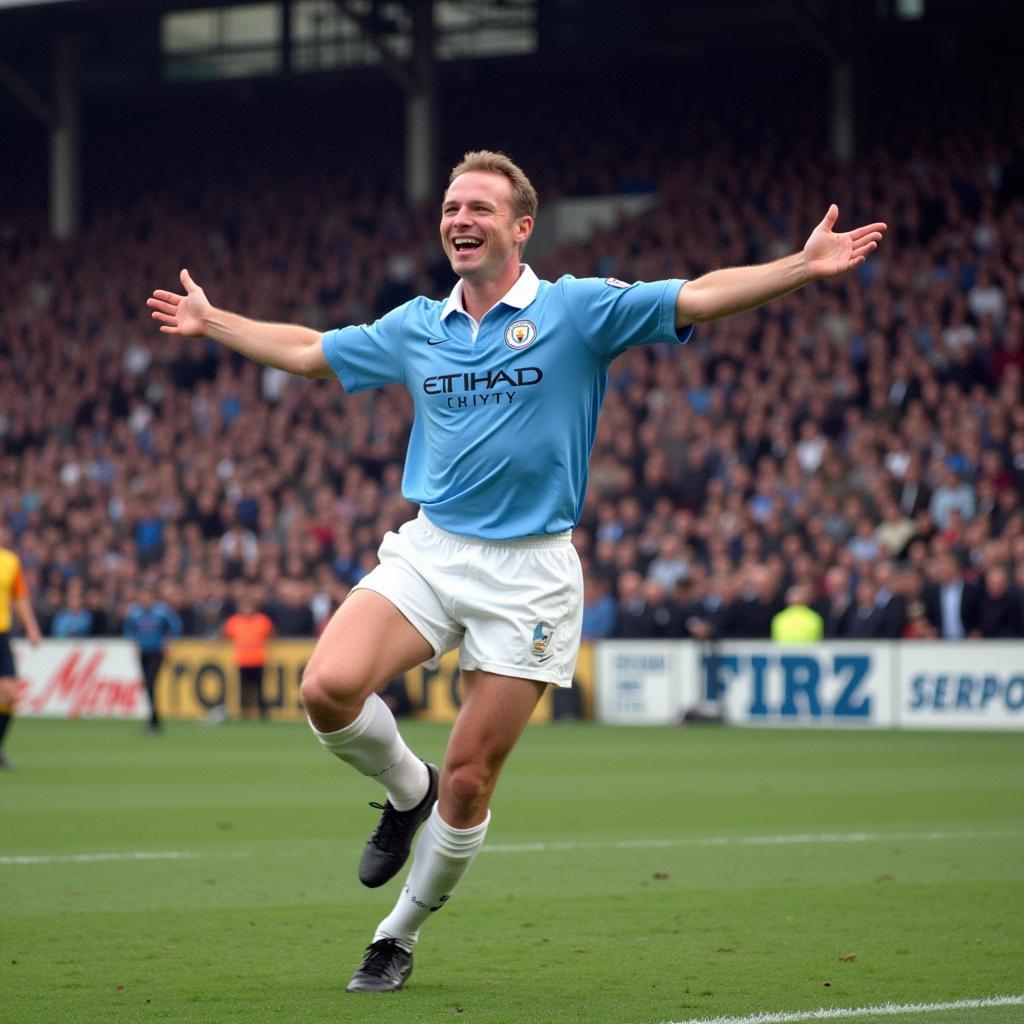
28, 650, 142, 717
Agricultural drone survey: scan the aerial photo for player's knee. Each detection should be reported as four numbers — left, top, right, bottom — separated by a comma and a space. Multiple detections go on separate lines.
444, 762, 493, 813
299, 664, 363, 715
298, 669, 325, 714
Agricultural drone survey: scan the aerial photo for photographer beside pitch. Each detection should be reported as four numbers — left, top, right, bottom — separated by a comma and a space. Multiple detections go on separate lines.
148, 150, 885, 993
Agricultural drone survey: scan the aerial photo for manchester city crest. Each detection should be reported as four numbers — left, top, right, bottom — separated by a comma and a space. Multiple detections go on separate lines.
531, 622, 552, 660
504, 319, 538, 350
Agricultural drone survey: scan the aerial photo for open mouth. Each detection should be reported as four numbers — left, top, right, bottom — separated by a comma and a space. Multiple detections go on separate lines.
452, 237, 483, 253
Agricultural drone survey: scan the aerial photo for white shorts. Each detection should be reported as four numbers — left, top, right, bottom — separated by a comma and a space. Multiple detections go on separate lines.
353, 512, 583, 687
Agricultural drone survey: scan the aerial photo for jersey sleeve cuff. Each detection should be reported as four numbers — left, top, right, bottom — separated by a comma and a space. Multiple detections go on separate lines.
670, 279, 694, 345
321, 328, 362, 393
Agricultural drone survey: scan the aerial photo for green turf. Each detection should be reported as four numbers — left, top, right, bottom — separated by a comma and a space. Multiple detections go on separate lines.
1, 719, 1022, 1024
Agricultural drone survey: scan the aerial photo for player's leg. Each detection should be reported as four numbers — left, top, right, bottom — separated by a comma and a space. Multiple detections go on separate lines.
241, 665, 267, 721
301, 588, 434, 731
238, 666, 255, 721
0, 635, 22, 766
0, 675, 16, 769
140, 650, 163, 731
348, 671, 544, 992
300, 587, 444, 885
437, 669, 546, 827
300, 590, 434, 797
255, 665, 269, 721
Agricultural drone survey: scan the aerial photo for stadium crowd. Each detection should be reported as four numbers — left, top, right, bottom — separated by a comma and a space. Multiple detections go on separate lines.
2, 87, 1023, 646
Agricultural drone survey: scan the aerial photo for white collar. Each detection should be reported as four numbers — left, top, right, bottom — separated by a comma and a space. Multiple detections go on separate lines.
441, 264, 539, 322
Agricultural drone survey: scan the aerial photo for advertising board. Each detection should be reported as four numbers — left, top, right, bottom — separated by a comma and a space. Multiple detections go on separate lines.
13, 639, 146, 719
897, 642, 1024, 730
14, 639, 594, 724
702, 642, 897, 727
595, 642, 694, 724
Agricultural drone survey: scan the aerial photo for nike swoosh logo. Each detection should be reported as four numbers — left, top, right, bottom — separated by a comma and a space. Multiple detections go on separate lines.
427, 338, 448, 346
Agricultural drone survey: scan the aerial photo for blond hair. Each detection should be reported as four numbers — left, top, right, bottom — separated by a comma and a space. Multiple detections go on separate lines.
447, 150, 538, 221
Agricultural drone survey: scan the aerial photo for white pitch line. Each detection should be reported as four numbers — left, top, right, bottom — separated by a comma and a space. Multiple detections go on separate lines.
480, 828, 1023, 855
662, 994, 1024, 1024
4, 828, 1020, 865
0, 850, 246, 865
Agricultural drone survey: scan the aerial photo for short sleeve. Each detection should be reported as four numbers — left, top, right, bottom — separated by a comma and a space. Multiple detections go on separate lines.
321, 302, 409, 393
558, 276, 693, 360
164, 605, 184, 637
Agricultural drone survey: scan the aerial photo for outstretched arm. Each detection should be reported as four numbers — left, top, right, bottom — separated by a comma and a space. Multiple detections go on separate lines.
675, 205, 886, 327
147, 269, 332, 379
14, 594, 41, 646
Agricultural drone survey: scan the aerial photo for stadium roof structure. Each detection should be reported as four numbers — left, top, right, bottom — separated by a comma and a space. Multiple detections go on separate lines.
0, 0, 1016, 236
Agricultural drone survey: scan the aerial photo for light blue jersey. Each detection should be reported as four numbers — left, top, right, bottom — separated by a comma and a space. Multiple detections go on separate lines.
321, 267, 691, 539
123, 601, 183, 652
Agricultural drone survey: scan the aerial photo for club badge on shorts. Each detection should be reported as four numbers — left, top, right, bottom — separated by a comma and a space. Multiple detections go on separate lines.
531, 622, 553, 661
505, 319, 537, 350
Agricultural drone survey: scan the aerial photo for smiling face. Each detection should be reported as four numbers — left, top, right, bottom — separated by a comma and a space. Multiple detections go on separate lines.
440, 170, 533, 286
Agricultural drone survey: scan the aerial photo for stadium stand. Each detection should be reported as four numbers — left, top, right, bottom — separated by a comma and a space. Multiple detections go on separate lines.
1, 48, 1022, 645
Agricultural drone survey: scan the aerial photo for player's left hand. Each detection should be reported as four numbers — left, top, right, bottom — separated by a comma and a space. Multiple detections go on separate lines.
147, 269, 211, 338
803, 205, 887, 280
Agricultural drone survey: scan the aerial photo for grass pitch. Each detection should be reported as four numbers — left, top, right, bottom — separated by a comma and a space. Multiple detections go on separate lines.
2, 719, 1022, 1024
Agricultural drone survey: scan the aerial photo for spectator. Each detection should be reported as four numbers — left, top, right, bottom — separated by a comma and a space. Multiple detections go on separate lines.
975, 565, 1024, 638
646, 534, 690, 594
311, 564, 349, 635
86, 586, 114, 636
267, 577, 316, 636
614, 570, 663, 638
181, 572, 232, 637
923, 553, 982, 639
770, 585, 824, 643
896, 457, 933, 519
50, 580, 94, 638
902, 599, 937, 639
816, 565, 853, 638
929, 465, 976, 531
581, 574, 617, 640
733, 565, 784, 639
840, 578, 887, 639
846, 515, 882, 563
875, 501, 917, 559
680, 569, 739, 641
873, 561, 908, 639
219, 518, 259, 580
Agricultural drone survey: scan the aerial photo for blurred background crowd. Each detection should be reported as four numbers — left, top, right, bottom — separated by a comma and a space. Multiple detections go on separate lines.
2, 51, 1023, 646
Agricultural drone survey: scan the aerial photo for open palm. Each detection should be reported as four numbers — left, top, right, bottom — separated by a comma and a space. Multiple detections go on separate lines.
803, 205, 887, 280
146, 269, 211, 337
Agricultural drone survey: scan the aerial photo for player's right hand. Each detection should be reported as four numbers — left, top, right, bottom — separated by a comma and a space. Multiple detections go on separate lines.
147, 268, 211, 338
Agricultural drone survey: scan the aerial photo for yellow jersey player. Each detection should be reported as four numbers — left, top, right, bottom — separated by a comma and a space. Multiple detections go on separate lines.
0, 526, 42, 768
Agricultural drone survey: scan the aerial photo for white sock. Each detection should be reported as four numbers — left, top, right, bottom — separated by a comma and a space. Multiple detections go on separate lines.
308, 694, 428, 810
373, 805, 490, 951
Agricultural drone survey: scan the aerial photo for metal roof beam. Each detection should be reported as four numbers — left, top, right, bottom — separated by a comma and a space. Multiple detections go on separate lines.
332, 0, 415, 89
0, 57, 55, 126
